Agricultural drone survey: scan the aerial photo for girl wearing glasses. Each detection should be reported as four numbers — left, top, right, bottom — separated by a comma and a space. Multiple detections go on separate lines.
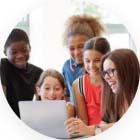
65, 37, 110, 136
99, 48, 140, 132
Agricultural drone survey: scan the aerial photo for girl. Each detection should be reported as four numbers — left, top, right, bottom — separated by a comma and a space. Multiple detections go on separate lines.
98, 48, 140, 132
35, 69, 74, 118
65, 37, 110, 136
0, 28, 43, 118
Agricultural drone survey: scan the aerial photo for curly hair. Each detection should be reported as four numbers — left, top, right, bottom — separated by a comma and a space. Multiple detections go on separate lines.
63, 14, 105, 46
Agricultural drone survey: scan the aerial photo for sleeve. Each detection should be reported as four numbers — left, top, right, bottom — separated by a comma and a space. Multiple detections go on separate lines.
0, 59, 8, 86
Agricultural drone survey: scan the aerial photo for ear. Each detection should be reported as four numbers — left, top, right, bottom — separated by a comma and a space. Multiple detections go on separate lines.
63, 88, 67, 95
36, 86, 41, 96
28, 47, 31, 53
4, 50, 7, 56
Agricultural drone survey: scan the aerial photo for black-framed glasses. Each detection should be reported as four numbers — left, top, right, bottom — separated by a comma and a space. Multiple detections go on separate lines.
101, 68, 116, 78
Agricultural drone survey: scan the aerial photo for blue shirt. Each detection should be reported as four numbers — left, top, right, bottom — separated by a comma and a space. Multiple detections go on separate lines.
62, 58, 84, 104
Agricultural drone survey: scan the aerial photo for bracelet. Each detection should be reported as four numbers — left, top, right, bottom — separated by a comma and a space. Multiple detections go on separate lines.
95, 125, 102, 135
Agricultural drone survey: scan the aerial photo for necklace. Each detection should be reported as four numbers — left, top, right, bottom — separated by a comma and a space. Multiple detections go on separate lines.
90, 76, 102, 86
90, 77, 97, 85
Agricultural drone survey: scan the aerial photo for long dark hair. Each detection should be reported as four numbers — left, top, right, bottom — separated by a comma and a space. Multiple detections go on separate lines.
101, 49, 140, 122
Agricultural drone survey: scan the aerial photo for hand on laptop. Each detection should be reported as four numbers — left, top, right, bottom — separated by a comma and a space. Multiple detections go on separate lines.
64, 117, 95, 136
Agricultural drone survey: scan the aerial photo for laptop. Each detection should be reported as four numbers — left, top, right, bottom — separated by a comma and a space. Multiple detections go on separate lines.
18, 100, 74, 139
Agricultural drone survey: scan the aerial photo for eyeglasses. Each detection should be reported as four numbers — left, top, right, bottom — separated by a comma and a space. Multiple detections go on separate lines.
101, 68, 116, 78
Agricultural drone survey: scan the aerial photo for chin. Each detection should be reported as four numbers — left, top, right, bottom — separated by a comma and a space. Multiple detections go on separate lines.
112, 88, 119, 94
76, 59, 83, 64
14, 62, 26, 68
17, 65, 27, 69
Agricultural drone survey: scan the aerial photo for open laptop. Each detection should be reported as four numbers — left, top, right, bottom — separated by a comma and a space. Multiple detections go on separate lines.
19, 100, 75, 139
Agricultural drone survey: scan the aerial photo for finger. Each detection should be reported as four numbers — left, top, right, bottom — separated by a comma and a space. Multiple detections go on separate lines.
64, 117, 75, 125
66, 120, 80, 135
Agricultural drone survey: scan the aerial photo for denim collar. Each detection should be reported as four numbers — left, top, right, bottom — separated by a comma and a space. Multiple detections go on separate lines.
70, 58, 83, 67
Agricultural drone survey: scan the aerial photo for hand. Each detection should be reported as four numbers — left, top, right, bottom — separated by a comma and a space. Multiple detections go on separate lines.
64, 117, 93, 136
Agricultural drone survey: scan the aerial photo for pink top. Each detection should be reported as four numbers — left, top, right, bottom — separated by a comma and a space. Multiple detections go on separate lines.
83, 74, 101, 125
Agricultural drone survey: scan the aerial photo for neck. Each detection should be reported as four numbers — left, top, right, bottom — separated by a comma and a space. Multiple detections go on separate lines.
89, 76, 101, 86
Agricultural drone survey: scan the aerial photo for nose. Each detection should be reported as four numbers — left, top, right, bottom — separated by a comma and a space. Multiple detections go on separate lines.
16, 52, 24, 59
49, 89, 56, 99
74, 48, 81, 56
89, 61, 96, 68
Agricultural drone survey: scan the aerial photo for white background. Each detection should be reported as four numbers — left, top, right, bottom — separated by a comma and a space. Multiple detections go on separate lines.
0, 0, 140, 140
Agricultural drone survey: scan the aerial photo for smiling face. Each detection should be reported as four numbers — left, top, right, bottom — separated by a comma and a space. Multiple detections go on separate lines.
67, 34, 89, 64
5, 41, 30, 69
36, 76, 66, 100
103, 58, 120, 94
84, 49, 103, 78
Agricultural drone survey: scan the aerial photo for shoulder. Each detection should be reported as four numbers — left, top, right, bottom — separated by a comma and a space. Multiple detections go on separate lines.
62, 59, 71, 73
73, 75, 86, 96
0, 58, 9, 66
28, 63, 43, 73
63, 59, 70, 65
0, 58, 10, 72
73, 75, 84, 86
62, 59, 70, 69
0, 58, 10, 86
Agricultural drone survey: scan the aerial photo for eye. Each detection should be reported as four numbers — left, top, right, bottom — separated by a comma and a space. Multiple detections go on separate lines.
21, 47, 29, 53
11, 51, 17, 55
101, 70, 107, 77
45, 87, 49, 90
69, 46, 75, 51
93, 58, 101, 63
78, 44, 84, 49
85, 59, 90, 63
55, 86, 62, 91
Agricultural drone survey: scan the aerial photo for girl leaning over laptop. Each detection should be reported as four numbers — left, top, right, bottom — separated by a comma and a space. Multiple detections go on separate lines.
65, 48, 140, 136
35, 68, 74, 118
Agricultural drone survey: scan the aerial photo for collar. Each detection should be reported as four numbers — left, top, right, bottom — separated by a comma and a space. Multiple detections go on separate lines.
70, 58, 83, 67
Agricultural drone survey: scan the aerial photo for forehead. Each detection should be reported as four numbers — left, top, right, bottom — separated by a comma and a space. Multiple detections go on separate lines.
67, 34, 89, 45
7, 41, 29, 50
103, 58, 116, 70
84, 49, 103, 59
43, 76, 61, 85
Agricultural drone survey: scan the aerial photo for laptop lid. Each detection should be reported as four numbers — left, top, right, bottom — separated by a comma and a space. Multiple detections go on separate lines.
18, 100, 71, 139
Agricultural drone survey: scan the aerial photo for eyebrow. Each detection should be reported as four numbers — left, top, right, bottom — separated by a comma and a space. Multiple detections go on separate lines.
43, 83, 62, 87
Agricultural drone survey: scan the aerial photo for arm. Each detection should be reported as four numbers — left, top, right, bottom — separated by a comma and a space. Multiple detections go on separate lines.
64, 96, 70, 102
72, 79, 88, 125
66, 102, 75, 118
